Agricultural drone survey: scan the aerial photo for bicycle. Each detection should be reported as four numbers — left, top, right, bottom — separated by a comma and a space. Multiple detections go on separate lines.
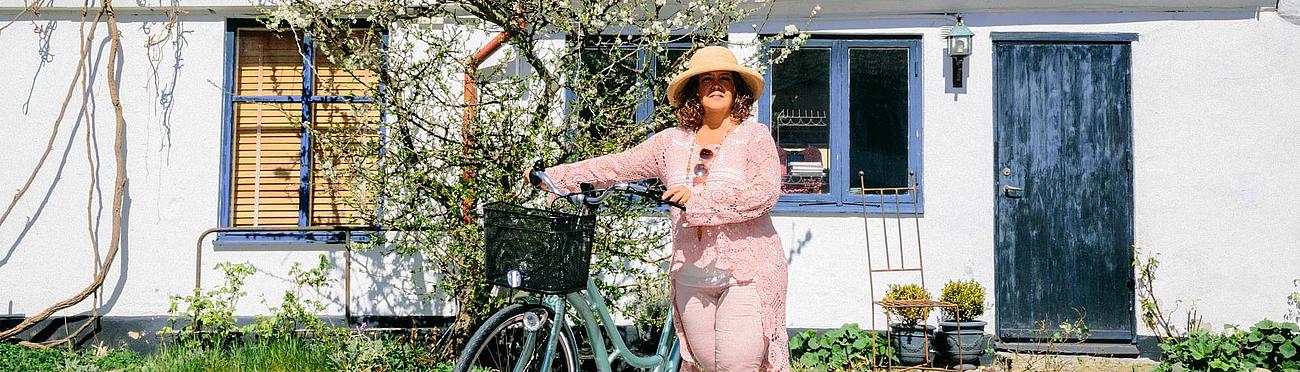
454, 162, 685, 372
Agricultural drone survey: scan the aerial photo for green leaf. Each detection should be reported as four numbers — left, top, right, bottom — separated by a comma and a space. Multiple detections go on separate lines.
1270, 334, 1287, 343
1281, 322, 1300, 332
1257, 342, 1274, 353
1257, 320, 1277, 330
1280, 341, 1297, 358
1248, 332, 1265, 343
798, 353, 821, 367
790, 335, 805, 349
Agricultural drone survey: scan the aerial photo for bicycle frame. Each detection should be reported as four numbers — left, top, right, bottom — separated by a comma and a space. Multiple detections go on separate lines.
512, 277, 680, 372
501, 172, 681, 371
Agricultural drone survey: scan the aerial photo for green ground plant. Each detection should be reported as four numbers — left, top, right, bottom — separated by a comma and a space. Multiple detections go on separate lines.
788, 323, 895, 371
1136, 246, 1300, 371
1157, 320, 1300, 372
161, 262, 258, 345
250, 255, 343, 342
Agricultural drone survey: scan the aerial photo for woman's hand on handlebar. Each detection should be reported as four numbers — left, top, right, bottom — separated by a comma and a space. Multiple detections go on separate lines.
523, 167, 537, 189
662, 185, 692, 206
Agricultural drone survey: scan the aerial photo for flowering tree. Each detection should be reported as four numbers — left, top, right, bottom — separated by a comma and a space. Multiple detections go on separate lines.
264, 0, 813, 356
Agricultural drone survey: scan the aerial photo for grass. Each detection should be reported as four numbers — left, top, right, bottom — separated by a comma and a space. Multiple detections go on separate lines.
0, 334, 454, 372
148, 338, 335, 372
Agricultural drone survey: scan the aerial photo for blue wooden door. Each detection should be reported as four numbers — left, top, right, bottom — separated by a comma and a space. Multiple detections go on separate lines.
994, 40, 1135, 341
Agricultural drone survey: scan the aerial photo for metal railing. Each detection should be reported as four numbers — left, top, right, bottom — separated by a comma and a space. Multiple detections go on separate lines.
193, 225, 378, 325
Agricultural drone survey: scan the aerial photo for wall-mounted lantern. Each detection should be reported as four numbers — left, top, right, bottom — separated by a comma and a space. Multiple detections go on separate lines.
946, 16, 974, 88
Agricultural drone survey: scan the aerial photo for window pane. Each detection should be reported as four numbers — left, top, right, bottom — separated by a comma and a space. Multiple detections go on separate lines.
315, 30, 382, 97
232, 102, 302, 227
771, 48, 830, 194
577, 47, 642, 136
311, 103, 379, 226
653, 48, 690, 107
236, 30, 304, 96
849, 48, 910, 189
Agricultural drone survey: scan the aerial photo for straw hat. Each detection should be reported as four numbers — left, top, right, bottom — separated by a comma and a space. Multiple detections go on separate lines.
666, 46, 765, 108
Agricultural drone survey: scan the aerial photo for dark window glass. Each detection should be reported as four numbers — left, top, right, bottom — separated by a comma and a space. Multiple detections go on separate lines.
771, 48, 831, 194
653, 48, 690, 107
577, 47, 642, 136
849, 48, 910, 189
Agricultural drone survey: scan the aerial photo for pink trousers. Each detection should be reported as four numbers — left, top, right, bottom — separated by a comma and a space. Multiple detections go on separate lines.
674, 284, 767, 372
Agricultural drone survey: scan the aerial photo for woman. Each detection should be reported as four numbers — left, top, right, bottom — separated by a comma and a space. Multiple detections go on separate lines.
535, 46, 787, 372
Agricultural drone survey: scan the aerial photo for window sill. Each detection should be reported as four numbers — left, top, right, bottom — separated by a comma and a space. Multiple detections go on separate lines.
214, 230, 375, 246
772, 201, 924, 215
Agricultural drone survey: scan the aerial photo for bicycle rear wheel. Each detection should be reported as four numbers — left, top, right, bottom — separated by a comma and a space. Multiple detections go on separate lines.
455, 303, 578, 372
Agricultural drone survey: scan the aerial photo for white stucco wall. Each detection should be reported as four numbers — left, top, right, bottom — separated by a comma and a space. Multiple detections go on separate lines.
0, 13, 447, 319
765, 10, 1300, 334
1, 6, 1297, 339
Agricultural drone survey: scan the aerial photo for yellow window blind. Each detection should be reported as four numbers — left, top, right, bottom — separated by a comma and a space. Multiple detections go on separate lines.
314, 31, 381, 97
232, 102, 302, 227
230, 28, 380, 228
236, 30, 304, 96
311, 103, 379, 226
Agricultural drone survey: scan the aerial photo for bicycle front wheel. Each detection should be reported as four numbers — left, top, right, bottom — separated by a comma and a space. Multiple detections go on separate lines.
454, 303, 578, 372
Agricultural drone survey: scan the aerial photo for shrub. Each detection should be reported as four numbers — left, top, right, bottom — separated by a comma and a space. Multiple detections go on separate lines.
1158, 319, 1300, 372
939, 279, 986, 322
162, 261, 258, 345
1241, 320, 1300, 370
789, 323, 895, 370
882, 284, 932, 325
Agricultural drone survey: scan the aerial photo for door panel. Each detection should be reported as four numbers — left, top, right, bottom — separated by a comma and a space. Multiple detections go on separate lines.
994, 42, 1134, 341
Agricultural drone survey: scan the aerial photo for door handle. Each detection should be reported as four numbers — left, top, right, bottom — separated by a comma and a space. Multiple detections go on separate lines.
1003, 185, 1024, 198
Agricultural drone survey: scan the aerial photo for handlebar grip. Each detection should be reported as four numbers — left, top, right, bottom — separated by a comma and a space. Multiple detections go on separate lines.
644, 187, 686, 210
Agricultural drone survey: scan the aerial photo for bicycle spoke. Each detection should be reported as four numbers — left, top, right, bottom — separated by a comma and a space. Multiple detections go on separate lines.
465, 310, 572, 372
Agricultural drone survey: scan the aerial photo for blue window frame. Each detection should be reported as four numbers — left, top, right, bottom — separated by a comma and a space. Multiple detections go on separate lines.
757, 38, 924, 214
217, 19, 385, 244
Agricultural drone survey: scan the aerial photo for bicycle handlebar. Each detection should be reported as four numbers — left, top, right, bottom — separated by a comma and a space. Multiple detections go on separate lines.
529, 159, 685, 210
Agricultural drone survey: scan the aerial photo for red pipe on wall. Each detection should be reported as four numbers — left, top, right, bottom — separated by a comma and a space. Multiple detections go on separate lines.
462, 11, 523, 223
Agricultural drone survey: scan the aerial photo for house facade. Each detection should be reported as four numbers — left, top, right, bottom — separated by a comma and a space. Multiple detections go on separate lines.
2, 0, 1298, 348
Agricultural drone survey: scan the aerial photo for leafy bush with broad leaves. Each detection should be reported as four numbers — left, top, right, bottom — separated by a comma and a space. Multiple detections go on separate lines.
1242, 320, 1300, 370
789, 323, 895, 371
939, 279, 986, 322
1158, 319, 1300, 372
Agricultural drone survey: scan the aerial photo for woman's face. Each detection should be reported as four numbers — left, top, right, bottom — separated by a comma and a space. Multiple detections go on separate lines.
695, 71, 735, 115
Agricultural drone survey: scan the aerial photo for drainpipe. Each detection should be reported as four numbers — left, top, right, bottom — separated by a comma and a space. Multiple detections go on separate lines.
462, 9, 525, 224
461, 32, 509, 223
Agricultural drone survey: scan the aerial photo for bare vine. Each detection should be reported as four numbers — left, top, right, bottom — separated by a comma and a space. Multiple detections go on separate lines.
0, 0, 130, 346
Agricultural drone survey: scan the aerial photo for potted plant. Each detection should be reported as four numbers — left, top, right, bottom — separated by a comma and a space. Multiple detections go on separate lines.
936, 279, 989, 370
882, 283, 934, 366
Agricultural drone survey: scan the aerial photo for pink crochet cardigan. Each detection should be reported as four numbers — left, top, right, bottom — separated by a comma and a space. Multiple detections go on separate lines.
546, 119, 789, 371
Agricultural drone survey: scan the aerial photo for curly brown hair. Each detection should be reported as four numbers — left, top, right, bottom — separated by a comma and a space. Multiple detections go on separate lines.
673, 72, 756, 131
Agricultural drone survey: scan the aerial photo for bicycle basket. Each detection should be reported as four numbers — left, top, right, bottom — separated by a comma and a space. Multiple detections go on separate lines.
483, 202, 595, 294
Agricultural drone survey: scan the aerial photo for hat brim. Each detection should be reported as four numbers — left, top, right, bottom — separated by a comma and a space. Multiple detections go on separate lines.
667, 64, 765, 108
